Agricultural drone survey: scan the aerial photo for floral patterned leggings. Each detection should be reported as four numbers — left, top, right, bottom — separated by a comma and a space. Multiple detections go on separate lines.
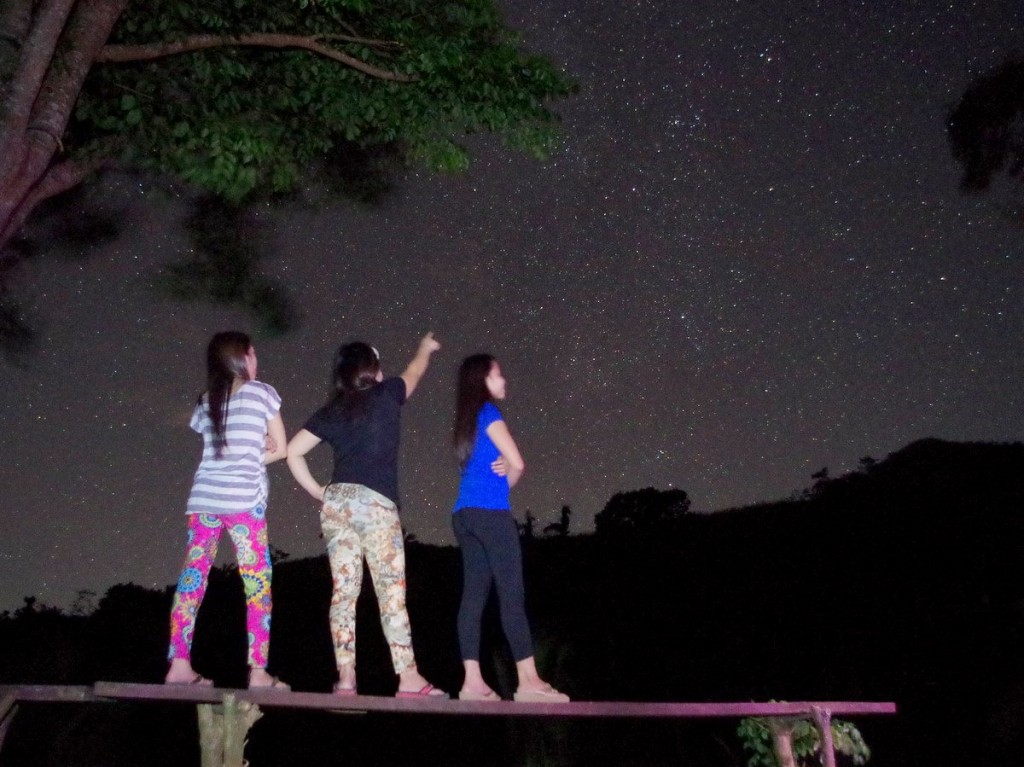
321, 483, 416, 674
167, 508, 273, 667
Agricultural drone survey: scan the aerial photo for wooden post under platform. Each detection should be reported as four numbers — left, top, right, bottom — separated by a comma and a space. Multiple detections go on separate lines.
0, 692, 19, 755
768, 718, 797, 767
197, 693, 263, 767
812, 705, 836, 767
767, 707, 839, 767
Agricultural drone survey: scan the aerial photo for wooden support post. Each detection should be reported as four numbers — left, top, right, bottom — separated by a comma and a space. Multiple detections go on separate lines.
768, 719, 797, 767
224, 694, 262, 767
197, 694, 262, 767
811, 706, 836, 767
197, 702, 224, 767
0, 693, 18, 754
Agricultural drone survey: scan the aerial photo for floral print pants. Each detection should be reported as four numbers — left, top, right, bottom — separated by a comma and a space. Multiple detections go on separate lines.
167, 508, 273, 667
321, 483, 415, 674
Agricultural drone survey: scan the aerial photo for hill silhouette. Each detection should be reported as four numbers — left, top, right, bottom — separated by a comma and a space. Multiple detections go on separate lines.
1, 438, 1022, 766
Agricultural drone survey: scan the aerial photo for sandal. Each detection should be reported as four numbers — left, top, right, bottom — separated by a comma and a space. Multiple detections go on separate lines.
166, 672, 213, 687
249, 675, 290, 691
458, 688, 501, 701
395, 683, 449, 699
513, 686, 569, 703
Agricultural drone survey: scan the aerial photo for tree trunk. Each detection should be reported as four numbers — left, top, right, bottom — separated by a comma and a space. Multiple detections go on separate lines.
0, 0, 130, 268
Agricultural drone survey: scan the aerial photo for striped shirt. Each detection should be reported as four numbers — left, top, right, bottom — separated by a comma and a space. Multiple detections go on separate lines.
186, 380, 281, 515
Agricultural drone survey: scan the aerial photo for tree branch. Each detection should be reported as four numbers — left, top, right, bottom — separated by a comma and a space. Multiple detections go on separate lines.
95, 32, 416, 82
312, 33, 404, 53
1, 0, 77, 138
0, 0, 35, 103
1, 0, 128, 255
0, 153, 110, 271
27, 0, 131, 169
27, 152, 111, 209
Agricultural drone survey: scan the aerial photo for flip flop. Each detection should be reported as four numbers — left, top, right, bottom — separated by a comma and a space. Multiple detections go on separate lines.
249, 676, 290, 691
513, 686, 570, 703
166, 673, 213, 687
395, 683, 449, 699
458, 689, 501, 702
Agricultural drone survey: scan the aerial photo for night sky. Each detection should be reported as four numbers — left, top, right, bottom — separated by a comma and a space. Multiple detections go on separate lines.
2, 1, 1022, 612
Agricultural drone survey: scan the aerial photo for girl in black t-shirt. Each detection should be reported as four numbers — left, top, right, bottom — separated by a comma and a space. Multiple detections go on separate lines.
287, 333, 446, 697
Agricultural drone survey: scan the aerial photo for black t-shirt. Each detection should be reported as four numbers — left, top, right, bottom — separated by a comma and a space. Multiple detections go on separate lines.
303, 377, 407, 506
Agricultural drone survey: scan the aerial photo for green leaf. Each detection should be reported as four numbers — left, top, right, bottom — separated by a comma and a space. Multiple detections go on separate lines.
71, 0, 573, 206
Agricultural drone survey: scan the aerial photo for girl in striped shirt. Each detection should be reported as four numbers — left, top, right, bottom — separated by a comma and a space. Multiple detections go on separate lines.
165, 331, 288, 689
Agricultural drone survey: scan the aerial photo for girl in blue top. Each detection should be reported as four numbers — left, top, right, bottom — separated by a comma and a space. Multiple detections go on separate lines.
451, 354, 569, 703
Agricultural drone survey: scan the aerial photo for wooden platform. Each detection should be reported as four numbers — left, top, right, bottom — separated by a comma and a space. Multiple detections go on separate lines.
88, 681, 897, 718
0, 683, 897, 767
1, 682, 897, 717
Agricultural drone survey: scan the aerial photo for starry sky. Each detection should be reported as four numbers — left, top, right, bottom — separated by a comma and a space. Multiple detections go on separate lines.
2, 0, 1023, 612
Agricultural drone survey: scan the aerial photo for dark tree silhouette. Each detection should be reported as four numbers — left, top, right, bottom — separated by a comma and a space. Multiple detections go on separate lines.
948, 57, 1024, 192
3, 439, 1024, 767
801, 466, 831, 499
593, 488, 691, 536
268, 545, 291, 564
543, 505, 572, 536
521, 510, 537, 539
858, 455, 878, 472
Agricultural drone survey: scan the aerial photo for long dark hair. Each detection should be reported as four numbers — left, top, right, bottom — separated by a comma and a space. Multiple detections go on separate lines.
453, 353, 496, 469
203, 331, 251, 456
330, 341, 380, 418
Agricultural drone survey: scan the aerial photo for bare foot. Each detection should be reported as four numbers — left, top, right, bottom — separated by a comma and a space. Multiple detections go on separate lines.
460, 682, 497, 696
516, 680, 557, 695
165, 659, 212, 686
459, 687, 501, 701
513, 684, 569, 703
397, 668, 447, 697
249, 668, 289, 690
335, 663, 357, 692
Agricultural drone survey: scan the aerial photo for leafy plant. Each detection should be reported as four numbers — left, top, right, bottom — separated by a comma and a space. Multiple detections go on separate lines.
737, 716, 871, 767
1, 0, 576, 349
70, 0, 575, 204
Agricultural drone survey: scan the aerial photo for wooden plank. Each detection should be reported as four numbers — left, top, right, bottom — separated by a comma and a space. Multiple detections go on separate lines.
0, 694, 16, 721
0, 685, 96, 703
0, 693, 18, 753
93, 682, 225, 704
0, 686, 97, 756
93, 683, 896, 719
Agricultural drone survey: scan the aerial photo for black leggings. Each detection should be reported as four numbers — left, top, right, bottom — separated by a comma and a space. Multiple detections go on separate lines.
452, 507, 534, 662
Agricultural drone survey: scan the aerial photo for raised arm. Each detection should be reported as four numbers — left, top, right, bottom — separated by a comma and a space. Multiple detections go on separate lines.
486, 419, 525, 488
286, 428, 327, 502
400, 332, 441, 398
263, 413, 288, 465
